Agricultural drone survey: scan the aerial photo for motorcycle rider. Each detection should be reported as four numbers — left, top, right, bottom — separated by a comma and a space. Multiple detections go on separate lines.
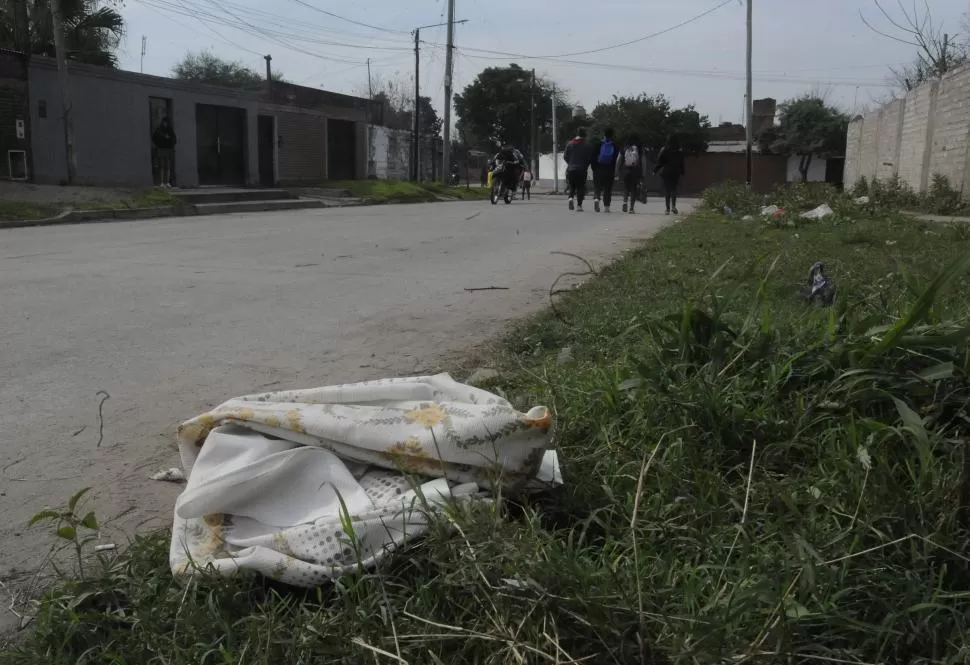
490, 142, 527, 198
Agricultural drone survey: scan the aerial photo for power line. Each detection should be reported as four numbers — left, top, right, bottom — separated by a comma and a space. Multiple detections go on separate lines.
455, 48, 893, 88
420, 0, 733, 62
139, 0, 415, 52
541, 0, 734, 58
286, 0, 409, 35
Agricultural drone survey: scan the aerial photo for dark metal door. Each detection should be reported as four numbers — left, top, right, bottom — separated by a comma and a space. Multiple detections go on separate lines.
196, 104, 247, 186
327, 119, 356, 181
257, 115, 275, 186
196, 104, 221, 185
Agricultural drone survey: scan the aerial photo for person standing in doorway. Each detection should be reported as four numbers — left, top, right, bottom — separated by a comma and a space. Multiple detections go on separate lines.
152, 116, 177, 188
591, 127, 619, 213
654, 135, 685, 214
564, 128, 590, 211
616, 134, 647, 214
521, 167, 533, 200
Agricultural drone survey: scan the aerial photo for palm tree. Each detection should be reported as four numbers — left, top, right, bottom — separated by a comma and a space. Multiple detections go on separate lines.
0, 0, 125, 67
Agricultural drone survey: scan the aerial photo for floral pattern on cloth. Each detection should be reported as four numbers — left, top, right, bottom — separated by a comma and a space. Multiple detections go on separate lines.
170, 373, 560, 587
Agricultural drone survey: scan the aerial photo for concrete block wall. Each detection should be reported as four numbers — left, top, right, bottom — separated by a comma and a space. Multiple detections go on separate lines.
845, 64, 970, 195
844, 118, 863, 186
928, 70, 970, 189
876, 99, 903, 181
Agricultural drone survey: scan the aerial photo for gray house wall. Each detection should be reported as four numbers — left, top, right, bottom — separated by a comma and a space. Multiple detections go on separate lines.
29, 57, 260, 187
27, 57, 374, 188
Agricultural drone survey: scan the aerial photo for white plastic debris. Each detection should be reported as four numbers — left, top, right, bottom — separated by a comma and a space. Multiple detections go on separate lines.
742, 214, 754, 221
94, 544, 117, 553
151, 467, 186, 482
801, 203, 834, 220
761, 205, 781, 216
854, 196, 870, 204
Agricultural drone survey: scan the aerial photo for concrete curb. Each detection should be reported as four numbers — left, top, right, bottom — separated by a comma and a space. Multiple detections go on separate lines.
0, 206, 179, 229
0, 194, 491, 230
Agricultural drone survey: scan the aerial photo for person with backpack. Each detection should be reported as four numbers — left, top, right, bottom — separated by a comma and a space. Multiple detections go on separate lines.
615, 134, 647, 214
563, 128, 591, 211
591, 128, 619, 213
653, 135, 686, 215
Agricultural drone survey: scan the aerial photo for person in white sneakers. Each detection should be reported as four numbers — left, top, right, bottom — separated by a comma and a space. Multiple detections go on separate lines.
563, 128, 591, 211
616, 135, 647, 214
591, 128, 620, 213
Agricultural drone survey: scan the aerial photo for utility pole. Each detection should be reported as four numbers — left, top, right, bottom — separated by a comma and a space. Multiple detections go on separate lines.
744, 0, 753, 186
529, 68, 536, 177
367, 58, 373, 98
264, 54, 272, 82
140, 36, 147, 73
551, 85, 559, 194
441, 0, 456, 183
51, 0, 75, 184
412, 28, 420, 181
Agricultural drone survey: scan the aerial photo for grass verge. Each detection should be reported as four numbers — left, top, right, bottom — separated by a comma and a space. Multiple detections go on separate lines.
3, 203, 970, 663
0, 188, 179, 221
324, 179, 489, 204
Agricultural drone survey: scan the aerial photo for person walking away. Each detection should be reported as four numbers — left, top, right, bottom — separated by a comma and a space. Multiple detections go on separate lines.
616, 134, 647, 214
152, 116, 177, 188
654, 135, 685, 214
564, 128, 591, 211
591, 128, 619, 212
521, 168, 533, 200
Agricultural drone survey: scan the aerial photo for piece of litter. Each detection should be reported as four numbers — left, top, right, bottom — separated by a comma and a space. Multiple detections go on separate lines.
854, 196, 870, 204
801, 203, 833, 220
151, 467, 186, 482
761, 204, 781, 216
742, 214, 754, 221
94, 544, 117, 553
804, 261, 836, 305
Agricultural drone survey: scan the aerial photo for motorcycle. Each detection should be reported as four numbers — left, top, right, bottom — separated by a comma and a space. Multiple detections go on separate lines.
489, 162, 514, 205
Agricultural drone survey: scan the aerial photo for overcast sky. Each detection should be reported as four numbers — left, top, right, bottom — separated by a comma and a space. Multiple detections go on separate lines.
118, 0, 969, 125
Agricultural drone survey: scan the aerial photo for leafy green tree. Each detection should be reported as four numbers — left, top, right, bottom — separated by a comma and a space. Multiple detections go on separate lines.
761, 96, 848, 181
173, 50, 287, 88
454, 63, 568, 155
0, 0, 125, 67
587, 94, 710, 151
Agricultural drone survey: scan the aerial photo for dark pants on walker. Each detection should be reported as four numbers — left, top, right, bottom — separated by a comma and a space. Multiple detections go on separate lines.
622, 170, 640, 209
567, 169, 587, 205
663, 175, 680, 211
593, 169, 614, 208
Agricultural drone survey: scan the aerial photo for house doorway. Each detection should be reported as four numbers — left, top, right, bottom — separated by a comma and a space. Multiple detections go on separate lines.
148, 97, 174, 186
257, 114, 276, 187
327, 119, 356, 180
196, 104, 247, 186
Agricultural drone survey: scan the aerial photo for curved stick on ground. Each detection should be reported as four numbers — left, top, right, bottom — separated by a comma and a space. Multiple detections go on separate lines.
548, 252, 597, 323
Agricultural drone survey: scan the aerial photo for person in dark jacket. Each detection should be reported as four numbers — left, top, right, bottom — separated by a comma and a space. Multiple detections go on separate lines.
152, 116, 177, 187
591, 127, 619, 213
615, 134, 648, 214
563, 128, 591, 211
653, 135, 685, 214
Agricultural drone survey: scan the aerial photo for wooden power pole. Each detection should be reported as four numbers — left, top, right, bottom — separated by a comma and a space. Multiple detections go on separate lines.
51, 0, 76, 184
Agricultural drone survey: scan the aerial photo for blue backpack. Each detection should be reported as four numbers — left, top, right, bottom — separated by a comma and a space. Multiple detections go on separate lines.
597, 140, 615, 165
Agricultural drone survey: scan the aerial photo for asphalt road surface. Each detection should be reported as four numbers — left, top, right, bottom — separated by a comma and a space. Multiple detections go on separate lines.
0, 195, 691, 599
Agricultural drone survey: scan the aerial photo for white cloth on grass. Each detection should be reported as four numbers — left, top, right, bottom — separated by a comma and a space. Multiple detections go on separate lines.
169, 373, 560, 587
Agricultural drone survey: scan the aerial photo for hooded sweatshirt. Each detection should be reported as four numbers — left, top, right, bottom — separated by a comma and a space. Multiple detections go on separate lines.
563, 137, 590, 172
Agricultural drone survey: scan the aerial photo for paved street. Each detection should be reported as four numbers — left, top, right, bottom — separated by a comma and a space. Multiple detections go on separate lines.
0, 196, 688, 582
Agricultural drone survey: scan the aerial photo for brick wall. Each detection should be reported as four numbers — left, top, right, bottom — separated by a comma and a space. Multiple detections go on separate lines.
846, 64, 970, 196
672, 153, 788, 195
